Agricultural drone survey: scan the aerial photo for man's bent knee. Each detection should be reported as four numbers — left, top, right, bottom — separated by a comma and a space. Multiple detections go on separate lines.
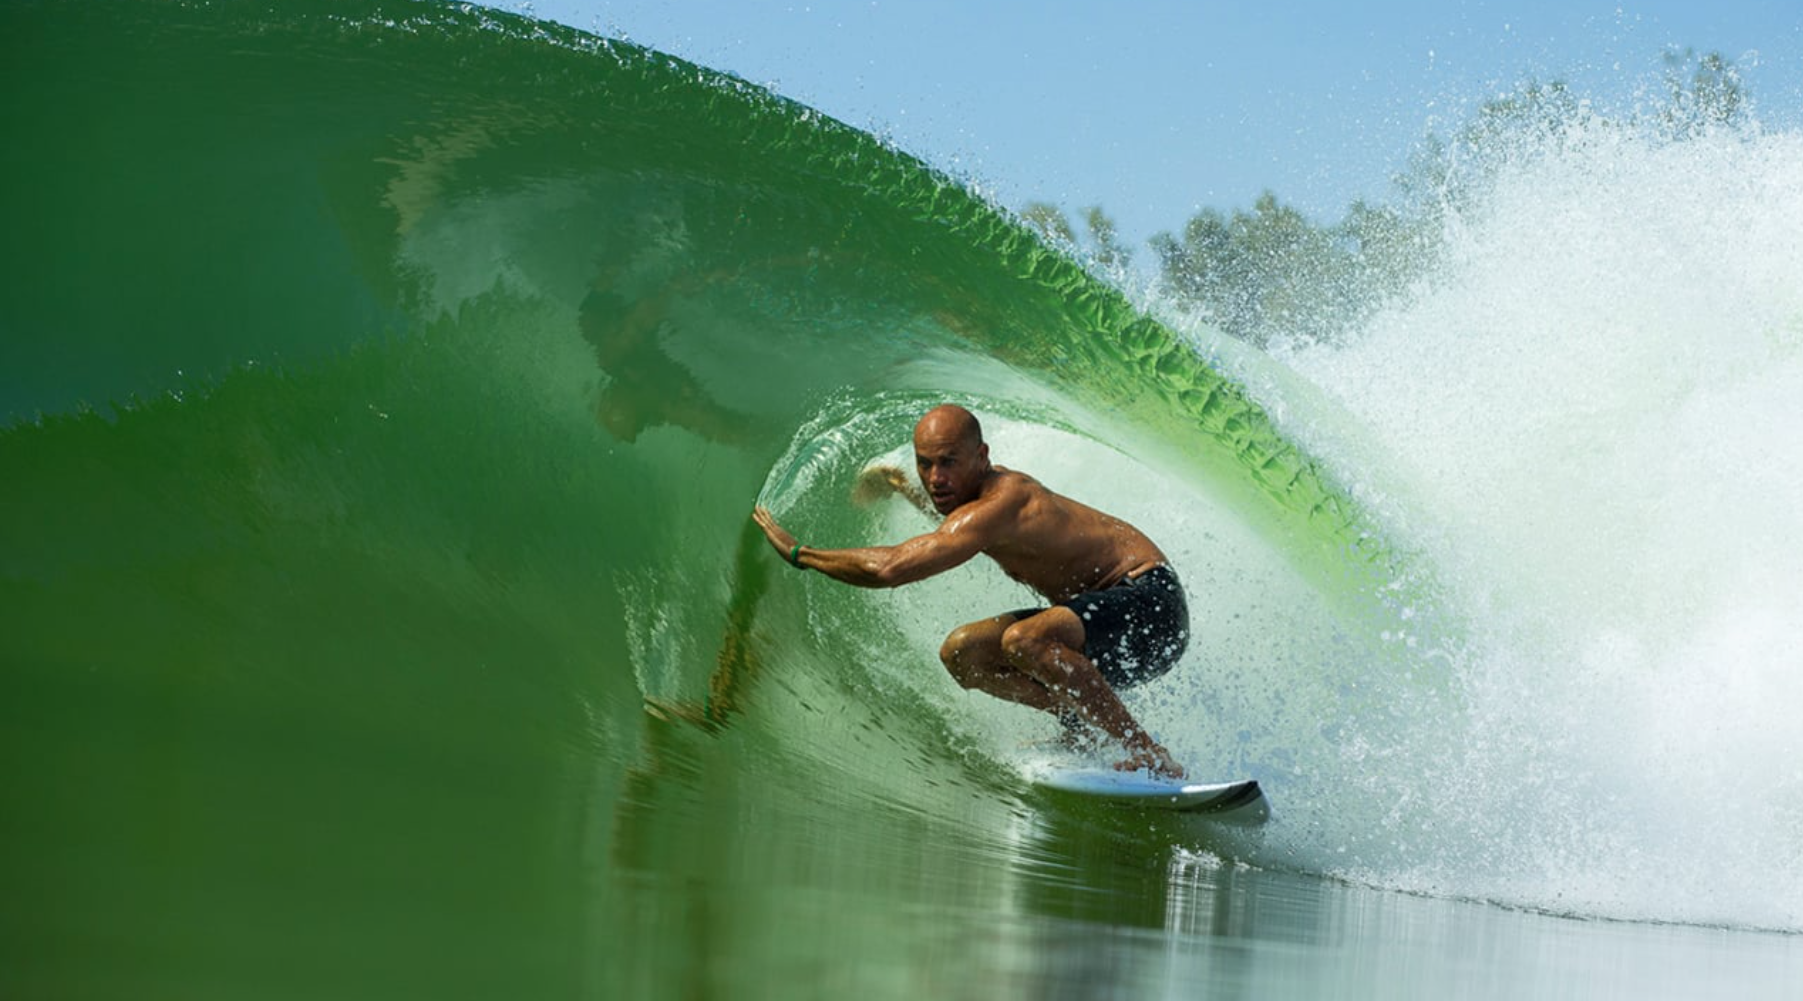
940, 621, 999, 688
939, 623, 976, 670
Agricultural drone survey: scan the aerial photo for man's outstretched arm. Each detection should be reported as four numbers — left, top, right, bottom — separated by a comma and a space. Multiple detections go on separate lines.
752, 505, 988, 588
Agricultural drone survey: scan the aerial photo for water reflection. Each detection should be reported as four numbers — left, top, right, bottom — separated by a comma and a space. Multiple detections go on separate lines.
599, 723, 1803, 1001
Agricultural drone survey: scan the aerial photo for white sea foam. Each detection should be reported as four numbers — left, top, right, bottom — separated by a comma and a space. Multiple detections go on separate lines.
1258, 120, 1803, 929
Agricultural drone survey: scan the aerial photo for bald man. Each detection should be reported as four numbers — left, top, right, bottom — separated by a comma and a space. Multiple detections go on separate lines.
753, 404, 1188, 778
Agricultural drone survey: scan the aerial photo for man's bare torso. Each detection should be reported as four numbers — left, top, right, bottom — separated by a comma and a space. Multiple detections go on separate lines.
964, 467, 1167, 603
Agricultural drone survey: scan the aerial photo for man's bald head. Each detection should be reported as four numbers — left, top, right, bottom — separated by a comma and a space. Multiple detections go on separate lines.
914, 404, 984, 450
912, 405, 990, 515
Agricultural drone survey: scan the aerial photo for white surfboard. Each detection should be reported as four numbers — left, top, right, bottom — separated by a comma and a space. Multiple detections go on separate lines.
1034, 768, 1269, 820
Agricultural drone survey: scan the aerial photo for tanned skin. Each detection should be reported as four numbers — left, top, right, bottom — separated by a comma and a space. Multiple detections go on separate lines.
752, 404, 1184, 778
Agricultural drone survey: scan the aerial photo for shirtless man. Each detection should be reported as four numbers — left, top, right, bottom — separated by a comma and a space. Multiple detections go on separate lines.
752, 404, 1188, 778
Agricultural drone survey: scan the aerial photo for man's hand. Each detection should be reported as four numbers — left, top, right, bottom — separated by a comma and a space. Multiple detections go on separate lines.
851, 463, 933, 515
752, 506, 797, 562
850, 464, 907, 506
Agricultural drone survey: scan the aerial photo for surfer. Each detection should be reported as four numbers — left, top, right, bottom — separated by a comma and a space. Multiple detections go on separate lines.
752, 404, 1188, 778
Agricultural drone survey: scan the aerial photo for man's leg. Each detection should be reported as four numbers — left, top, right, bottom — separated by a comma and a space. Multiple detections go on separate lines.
998, 607, 1185, 778
939, 614, 1066, 713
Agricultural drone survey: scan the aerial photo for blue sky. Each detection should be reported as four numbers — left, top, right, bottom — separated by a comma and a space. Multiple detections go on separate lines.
526, 1, 1803, 250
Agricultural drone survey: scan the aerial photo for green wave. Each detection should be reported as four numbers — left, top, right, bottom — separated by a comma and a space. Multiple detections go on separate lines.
4, 0, 1382, 564
1, 2, 1437, 993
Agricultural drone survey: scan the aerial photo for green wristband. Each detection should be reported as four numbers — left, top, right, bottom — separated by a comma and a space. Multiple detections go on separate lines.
788, 543, 803, 568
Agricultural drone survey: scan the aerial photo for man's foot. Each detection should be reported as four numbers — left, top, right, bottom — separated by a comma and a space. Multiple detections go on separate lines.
1113, 745, 1186, 780
1054, 707, 1103, 753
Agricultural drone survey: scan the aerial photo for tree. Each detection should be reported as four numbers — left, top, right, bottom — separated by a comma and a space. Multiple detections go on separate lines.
1019, 201, 1076, 245
1020, 201, 1132, 270
1660, 48, 1746, 138
1149, 192, 1349, 347
1029, 47, 1750, 350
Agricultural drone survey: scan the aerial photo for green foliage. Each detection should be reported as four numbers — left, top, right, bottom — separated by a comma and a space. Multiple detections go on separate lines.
1659, 47, 1747, 138
1019, 201, 1077, 245
1151, 193, 1354, 347
1030, 49, 1750, 349
1020, 201, 1132, 270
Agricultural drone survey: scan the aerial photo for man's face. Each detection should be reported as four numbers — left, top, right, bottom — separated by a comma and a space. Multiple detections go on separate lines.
913, 421, 987, 514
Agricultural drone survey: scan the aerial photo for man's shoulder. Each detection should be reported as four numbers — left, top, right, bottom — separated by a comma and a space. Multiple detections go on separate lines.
979, 467, 1043, 505
987, 465, 1042, 489
943, 469, 1031, 529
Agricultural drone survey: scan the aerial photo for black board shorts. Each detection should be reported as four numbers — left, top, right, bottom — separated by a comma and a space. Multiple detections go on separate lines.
1011, 565, 1190, 689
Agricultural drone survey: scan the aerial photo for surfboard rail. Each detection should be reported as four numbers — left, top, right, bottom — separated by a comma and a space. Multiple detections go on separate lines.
1033, 768, 1270, 821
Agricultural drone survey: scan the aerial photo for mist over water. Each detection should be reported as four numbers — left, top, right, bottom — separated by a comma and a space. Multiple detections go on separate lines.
1221, 118, 1803, 928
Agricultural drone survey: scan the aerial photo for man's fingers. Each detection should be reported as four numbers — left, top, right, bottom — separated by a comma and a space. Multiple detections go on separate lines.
751, 506, 790, 554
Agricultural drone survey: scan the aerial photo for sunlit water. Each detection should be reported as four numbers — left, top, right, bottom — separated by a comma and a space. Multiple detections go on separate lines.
2, 3, 1800, 999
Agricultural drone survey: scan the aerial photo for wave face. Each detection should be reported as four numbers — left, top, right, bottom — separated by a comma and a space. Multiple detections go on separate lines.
2, 5, 1794, 990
